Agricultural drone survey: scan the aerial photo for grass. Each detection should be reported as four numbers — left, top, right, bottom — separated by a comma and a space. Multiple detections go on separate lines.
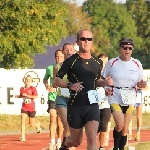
0, 111, 150, 131
0, 115, 50, 131
124, 142, 150, 150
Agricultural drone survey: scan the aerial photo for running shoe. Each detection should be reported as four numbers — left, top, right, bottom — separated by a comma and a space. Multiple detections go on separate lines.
48, 143, 56, 150
36, 122, 41, 133
19, 136, 26, 141
135, 133, 140, 141
59, 145, 69, 150
56, 142, 61, 150
127, 134, 133, 140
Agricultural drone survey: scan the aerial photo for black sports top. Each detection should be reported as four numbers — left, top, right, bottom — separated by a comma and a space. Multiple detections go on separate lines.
56, 53, 103, 106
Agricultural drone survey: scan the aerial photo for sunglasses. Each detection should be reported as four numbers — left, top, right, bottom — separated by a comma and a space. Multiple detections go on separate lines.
121, 45, 133, 50
80, 37, 93, 41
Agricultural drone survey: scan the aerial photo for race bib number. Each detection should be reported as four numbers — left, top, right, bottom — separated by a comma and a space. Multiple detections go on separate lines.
98, 97, 110, 109
60, 88, 70, 97
88, 90, 102, 104
96, 87, 110, 109
23, 98, 31, 104
121, 89, 135, 105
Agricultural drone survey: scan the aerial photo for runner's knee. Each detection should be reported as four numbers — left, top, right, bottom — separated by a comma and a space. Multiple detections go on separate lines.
72, 139, 82, 147
115, 124, 124, 132
100, 124, 108, 132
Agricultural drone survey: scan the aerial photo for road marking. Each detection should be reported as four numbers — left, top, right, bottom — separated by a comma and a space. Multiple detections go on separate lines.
128, 146, 135, 150
0, 143, 11, 149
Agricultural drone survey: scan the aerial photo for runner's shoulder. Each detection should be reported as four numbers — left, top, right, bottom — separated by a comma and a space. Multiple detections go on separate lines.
91, 54, 103, 65
46, 64, 55, 70
65, 53, 79, 62
131, 57, 142, 66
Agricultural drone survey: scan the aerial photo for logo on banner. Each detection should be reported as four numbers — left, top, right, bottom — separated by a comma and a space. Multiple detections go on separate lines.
23, 71, 40, 87
147, 74, 150, 84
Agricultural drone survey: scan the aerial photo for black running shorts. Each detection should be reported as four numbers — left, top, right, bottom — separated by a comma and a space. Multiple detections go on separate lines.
67, 104, 100, 129
21, 109, 36, 118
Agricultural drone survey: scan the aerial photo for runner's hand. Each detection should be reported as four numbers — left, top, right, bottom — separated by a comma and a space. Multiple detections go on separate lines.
105, 88, 113, 96
15, 95, 19, 98
45, 85, 53, 92
70, 82, 84, 92
105, 75, 113, 86
22, 93, 28, 97
137, 80, 147, 88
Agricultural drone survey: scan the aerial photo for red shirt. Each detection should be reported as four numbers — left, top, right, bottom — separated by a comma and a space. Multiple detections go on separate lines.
20, 86, 38, 112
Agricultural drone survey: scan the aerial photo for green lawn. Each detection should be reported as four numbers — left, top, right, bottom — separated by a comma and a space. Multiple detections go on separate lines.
0, 111, 150, 131
124, 142, 150, 150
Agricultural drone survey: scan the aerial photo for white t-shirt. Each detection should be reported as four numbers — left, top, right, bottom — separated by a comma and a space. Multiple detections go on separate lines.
102, 57, 144, 105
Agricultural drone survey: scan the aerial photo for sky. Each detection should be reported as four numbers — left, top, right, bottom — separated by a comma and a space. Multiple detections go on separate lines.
76, 0, 126, 6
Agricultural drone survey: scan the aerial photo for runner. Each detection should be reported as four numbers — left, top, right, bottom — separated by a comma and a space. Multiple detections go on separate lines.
43, 49, 64, 150
15, 75, 41, 141
53, 43, 75, 150
102, 37, 147, 150
97, 53, 111, 150
128, 86, 148, 141
54, 29, 113, 150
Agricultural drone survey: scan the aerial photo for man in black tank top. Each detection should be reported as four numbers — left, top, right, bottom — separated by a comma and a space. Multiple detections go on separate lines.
54, 29, 113, 150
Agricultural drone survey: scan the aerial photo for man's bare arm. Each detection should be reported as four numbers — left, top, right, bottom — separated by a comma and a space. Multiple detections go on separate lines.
43, 78, 49, 87
54, 77, 68, 88
96, 79, 107, 87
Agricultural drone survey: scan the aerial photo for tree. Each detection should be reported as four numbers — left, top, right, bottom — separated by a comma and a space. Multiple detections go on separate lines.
126, 0, 150, 68
65, 0, 91, 36
82, 0, 141, 58
0, 0, 68, 69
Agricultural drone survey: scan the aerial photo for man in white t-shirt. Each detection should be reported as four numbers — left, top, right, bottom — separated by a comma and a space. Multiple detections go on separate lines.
102, 38, 147, 150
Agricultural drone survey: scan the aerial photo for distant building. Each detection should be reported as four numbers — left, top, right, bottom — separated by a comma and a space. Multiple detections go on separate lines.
34, 36, 76, 69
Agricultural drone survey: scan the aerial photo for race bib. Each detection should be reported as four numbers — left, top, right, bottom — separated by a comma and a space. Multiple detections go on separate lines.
88, 90, 102, 104
23, 98, 31, 104
53, 88, 57, 92
121, 88, 135, 105
98, 97, 110, 109
96, 88, 110, 109
136, 91, 142, 103
60, 88, 70, 97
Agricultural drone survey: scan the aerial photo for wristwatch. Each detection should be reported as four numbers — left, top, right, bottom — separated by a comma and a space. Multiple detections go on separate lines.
67, 82, 73, 89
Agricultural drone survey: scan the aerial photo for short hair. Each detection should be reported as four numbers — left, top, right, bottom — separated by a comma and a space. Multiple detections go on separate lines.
55, 48, 62, 58
26, 75, 32, 78
98, 53, 108, 59
25, 75, 33, 80
62, 42, 74, 51
77, 29, 93, 40
118, 38, 134, 47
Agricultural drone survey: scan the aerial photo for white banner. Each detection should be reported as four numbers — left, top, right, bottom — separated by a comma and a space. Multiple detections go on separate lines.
0, 69, 48, 116
0, 69, 150, 115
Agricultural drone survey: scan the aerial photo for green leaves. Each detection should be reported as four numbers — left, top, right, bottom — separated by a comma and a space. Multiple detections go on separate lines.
82, 0, 150, 69
0, 0, 68, 69
83, 0, 140, 57
126, 0, 150, 68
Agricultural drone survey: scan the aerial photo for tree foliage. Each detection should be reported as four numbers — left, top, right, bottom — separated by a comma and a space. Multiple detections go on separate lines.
126, 0, 150, 68
65, 0, 91, 36
83, 0, 142, 58
0, 0, 68, 69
